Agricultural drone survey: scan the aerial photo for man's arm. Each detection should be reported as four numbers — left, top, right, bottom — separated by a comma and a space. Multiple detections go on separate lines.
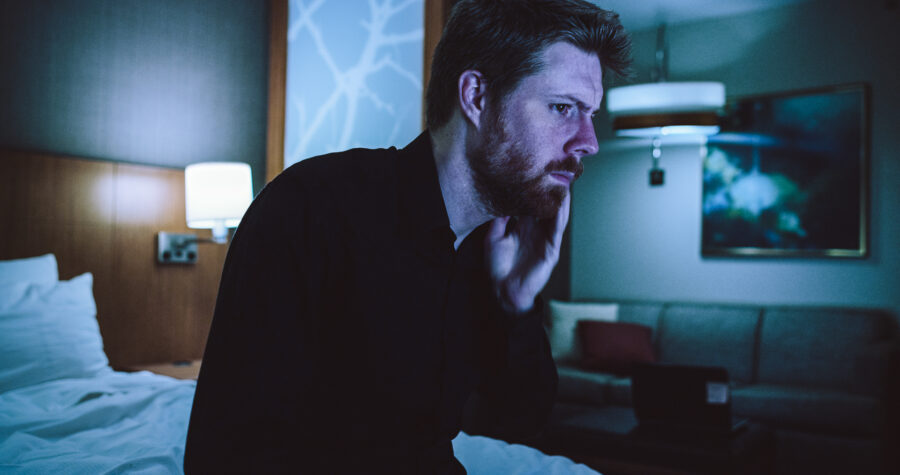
469, 195, 569, 440
470, 298, 558, 442
184, 173, 330, 473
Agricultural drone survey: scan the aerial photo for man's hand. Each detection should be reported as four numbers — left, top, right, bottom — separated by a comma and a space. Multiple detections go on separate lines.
484, 193, 570, 315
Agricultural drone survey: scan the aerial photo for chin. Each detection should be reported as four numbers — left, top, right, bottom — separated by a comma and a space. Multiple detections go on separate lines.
527, 186, 568, 218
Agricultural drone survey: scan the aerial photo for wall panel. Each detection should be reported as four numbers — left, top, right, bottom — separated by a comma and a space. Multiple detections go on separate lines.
0, 149, 227, 367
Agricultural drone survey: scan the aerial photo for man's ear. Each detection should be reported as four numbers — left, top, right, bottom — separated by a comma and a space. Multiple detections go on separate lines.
458, 70, 487, 129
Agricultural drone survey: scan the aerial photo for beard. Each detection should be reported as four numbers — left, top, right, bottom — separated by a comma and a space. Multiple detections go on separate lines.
466, 110, 584, 219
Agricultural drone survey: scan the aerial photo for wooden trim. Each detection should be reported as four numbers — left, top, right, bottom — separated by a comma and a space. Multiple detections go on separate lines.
270, 0, 452, 158
423, 0, 456, 129
265, 0, 288, 182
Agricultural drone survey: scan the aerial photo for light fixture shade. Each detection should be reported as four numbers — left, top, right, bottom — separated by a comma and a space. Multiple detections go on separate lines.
185, 162, 253, 240
606, 82, 725, 115
614, 124, 722, 138
607, 82, 726, 138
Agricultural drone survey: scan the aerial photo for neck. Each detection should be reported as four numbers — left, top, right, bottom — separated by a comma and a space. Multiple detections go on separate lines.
429, 125, 494, 249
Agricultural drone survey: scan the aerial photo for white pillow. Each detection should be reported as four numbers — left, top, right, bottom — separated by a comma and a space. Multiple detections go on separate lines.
0, 273, 110, 393
547, 300, 618, 363
0, 254, 58, 286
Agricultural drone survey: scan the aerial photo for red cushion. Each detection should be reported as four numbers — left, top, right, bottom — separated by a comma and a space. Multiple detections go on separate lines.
578, 320, 655, 375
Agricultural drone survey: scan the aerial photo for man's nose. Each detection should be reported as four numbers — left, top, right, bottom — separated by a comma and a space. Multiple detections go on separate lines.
566, 114, 599, 158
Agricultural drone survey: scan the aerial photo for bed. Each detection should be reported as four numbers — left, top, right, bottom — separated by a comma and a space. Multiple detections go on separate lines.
0, 254, 598, 474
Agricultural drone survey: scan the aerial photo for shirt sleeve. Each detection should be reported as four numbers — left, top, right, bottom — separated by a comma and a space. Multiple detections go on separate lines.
469, 294, 558, 443
184, 170, 330, 473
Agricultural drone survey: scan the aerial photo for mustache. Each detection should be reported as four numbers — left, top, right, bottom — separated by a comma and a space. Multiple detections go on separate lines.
545, 156, 584, 180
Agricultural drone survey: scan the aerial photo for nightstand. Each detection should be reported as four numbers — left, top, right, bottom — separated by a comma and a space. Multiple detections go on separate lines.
121, 359, 202, 380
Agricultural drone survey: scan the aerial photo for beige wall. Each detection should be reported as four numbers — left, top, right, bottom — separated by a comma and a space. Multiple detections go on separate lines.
571, 0, 900, 317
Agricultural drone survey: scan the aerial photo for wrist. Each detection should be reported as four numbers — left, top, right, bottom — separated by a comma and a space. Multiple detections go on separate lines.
496, 282, 536, 316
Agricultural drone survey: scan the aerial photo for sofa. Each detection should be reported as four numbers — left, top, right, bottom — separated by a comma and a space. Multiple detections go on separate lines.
541, 299, 900, 475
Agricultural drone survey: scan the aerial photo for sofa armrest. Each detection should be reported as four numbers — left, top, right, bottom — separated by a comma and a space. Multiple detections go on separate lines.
879, 339, 900, 430
554, 364, 621, 406
854, 337, 900, 398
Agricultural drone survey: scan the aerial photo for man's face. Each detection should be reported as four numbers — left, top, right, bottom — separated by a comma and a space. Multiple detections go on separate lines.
468, 42, 603, 218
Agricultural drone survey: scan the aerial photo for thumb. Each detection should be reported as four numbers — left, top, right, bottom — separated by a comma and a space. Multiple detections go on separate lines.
486, 216, 511, 243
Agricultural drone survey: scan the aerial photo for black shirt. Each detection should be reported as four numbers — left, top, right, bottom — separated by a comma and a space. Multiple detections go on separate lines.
184, 132, 557, 474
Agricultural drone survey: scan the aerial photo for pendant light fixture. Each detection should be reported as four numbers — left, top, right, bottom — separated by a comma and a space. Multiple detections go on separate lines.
605, 25, 725, 186
606, 25, 725, 138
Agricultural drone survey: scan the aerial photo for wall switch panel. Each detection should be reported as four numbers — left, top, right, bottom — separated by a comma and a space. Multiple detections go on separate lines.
157, 232, 198, 264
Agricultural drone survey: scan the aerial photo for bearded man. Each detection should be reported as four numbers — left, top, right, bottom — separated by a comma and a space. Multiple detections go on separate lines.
185, 0, 631, 473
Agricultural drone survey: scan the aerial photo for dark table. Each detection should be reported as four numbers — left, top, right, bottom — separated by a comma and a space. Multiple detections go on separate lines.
534, 403, 774, 475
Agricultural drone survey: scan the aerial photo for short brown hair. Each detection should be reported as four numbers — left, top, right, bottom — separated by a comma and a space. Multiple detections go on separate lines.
426, 0, 632, 130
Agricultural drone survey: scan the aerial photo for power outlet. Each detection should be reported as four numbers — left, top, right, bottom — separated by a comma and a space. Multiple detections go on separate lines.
157, 232, 198, 264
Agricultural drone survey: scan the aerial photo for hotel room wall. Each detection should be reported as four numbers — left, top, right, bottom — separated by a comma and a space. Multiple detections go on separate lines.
0, 0, 269, 194
571, 0, 900, 317
0, 0, 268, 365
0, 149, 229, 367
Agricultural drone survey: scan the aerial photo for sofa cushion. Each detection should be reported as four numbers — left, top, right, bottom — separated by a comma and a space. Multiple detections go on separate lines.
732, 383, 884, 437
757, 308, 894, 395
616, 302, 664, 343
547, 300, 618, 364
605, 376, 633, 406
657, 304, 761, 384
556, 364, 616, 406
579, 320, 655, 375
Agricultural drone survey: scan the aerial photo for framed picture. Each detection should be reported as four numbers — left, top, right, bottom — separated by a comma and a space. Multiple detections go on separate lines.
701, 83, 869, 258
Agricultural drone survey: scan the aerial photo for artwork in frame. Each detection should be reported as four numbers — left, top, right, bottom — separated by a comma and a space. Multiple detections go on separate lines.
701, 83, 869, 258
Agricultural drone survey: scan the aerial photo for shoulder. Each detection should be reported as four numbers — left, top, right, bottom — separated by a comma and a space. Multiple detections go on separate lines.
248, 147, 401, 227
288, 146, 398, 180
274, 147, 398, 196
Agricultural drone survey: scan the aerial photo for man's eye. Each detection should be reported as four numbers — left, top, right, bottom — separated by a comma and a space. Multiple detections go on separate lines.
553, 104, 572, 115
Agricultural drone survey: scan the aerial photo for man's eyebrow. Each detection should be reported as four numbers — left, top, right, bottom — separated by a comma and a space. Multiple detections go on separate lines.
548, 94, 600, 112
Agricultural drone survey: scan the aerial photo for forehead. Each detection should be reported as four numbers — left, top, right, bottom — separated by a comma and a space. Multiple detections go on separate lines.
512, 42, 604, 108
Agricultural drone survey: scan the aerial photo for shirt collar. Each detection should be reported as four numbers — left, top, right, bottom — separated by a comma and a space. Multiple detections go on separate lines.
397, 131, 457, 250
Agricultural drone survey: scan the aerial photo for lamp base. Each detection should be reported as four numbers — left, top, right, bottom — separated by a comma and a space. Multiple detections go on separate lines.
210, 221, 228, 244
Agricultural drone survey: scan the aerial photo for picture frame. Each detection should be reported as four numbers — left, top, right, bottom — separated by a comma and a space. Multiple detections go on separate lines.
701, 83, 869, 258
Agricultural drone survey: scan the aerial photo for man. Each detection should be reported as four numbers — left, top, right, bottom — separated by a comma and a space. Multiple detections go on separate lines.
184, 0, 630, 473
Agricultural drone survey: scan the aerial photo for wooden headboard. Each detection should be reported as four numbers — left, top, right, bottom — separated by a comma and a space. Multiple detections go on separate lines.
0, 149, 228, 367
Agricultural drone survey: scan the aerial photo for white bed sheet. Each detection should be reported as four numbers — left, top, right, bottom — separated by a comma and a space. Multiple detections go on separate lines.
453, 432, 598, 475
0, 371, 192, 474
0, 371, 597, 474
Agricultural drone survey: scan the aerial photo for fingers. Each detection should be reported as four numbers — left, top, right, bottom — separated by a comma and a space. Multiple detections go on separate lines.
551, 192, 571, 246
486, 192, 570, 247
486, 216, 512, 242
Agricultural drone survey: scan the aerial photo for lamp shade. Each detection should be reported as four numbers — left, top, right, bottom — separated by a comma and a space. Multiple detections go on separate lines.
607, 82, 725, 138
607, 82, 725, 114
185, 162, 252, 242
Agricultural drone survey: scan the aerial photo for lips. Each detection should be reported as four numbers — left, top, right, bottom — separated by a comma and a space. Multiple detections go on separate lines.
550, 171, 576, 185
545, 156, 584, 186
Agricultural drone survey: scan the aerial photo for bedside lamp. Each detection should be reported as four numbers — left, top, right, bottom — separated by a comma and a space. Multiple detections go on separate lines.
185, 162, 253, 244
157, 162, 252, 264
